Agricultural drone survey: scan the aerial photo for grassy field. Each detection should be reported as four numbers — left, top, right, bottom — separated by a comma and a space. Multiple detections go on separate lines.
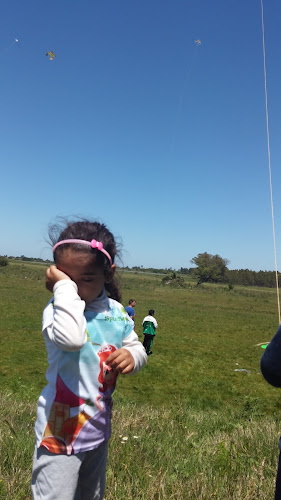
1, 261, 281, 499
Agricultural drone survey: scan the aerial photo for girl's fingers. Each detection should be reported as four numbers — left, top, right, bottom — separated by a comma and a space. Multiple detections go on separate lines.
115, 358, 132, 372
118, 362, 134, 374
107, 349, 134, 372
45, 266, 70, 291
107, 353, 126, 368
107, 349, 125, 365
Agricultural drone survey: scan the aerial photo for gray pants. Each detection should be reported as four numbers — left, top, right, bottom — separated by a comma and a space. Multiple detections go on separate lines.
31, 440, 108, 500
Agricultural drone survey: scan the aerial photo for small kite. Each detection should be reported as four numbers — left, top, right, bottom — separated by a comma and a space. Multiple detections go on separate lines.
195, 40, 202, 46
46, 51, 56, 61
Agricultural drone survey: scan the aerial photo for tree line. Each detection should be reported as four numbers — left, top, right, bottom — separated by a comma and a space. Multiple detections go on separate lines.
1, 253, 279, 288
123, 254, 280, 288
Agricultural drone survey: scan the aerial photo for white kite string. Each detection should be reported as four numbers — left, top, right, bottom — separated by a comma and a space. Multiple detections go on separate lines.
0, 39, 18, 58
260, 0, 281, 324
170, 43, 200, 154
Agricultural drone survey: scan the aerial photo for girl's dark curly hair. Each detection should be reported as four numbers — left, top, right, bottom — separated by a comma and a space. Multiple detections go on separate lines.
49, 219, 121, 302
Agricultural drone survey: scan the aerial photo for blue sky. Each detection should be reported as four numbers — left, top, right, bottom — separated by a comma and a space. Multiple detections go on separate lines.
1, 0, 281, 271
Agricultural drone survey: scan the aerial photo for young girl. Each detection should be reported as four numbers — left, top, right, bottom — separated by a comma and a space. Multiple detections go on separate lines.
31, 220, 147, 500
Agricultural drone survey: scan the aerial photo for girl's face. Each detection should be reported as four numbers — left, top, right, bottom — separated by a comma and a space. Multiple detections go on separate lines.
56, 249, 115, 304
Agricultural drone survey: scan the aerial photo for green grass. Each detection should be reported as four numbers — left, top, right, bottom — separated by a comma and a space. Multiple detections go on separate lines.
1, 263, 281, 499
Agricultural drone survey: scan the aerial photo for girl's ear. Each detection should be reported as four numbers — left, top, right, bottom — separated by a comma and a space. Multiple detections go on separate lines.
105, 264, 116, 283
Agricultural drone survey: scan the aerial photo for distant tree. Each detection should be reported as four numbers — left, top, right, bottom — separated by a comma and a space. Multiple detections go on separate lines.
191, 252, 229, 285
0, 256, 8, 267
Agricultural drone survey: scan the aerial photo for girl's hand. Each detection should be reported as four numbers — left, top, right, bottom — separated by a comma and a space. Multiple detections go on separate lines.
106, 348, 135, 374
46, 265, 71, 292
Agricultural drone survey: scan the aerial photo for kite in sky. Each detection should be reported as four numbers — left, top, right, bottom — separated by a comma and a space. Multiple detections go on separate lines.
195, 40, 202, 45
46, 51, 56, 61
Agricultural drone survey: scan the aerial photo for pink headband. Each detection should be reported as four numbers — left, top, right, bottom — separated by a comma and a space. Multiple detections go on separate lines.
52, 239, 112, 266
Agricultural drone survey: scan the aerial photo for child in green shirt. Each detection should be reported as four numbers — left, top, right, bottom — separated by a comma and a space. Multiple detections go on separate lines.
142, 310, 158, 355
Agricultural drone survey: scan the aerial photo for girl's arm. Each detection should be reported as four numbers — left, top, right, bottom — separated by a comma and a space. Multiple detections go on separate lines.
122, 330, 147, 373
43, 279, 87, 352
261, 325, 281, 387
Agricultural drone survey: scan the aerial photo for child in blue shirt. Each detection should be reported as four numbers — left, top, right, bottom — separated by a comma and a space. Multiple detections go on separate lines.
125, 299, 136, 322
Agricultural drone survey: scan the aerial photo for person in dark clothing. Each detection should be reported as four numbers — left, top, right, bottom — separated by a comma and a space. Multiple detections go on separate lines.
261, 325, 281, 499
